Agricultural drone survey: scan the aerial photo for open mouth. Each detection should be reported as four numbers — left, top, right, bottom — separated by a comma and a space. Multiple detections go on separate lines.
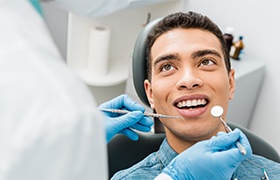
174, 99, 208, 109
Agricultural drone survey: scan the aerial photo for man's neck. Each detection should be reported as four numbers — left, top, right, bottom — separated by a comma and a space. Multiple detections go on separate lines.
164, 127, 224, 153
165, 133, 198, 153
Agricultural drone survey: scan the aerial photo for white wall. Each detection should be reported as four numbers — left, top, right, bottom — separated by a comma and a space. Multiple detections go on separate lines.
187, 0, 280, 152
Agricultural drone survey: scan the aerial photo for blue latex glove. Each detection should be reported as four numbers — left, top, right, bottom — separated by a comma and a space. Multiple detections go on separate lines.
161, 129, 252, 180
98, 94, 154, 143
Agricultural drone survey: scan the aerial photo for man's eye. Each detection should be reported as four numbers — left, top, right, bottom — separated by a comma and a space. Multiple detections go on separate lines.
200, 59, 215, 66
161, 64, 175, 72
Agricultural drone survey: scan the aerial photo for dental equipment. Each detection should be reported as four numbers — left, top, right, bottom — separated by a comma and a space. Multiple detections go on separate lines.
211, 106, 247, 155
100, 108, 185, 121
211, 106, 271, 179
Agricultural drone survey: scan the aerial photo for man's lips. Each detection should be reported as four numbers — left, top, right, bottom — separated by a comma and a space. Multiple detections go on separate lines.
173, 95, 209, 118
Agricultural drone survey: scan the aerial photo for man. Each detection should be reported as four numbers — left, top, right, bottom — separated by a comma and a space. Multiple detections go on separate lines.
111, 11, 280, 179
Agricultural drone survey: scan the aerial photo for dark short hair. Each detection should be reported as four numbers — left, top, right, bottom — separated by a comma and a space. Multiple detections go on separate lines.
146, 11, 230, 81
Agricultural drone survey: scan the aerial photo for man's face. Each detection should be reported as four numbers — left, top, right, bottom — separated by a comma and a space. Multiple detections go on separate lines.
144, 29, 235, 148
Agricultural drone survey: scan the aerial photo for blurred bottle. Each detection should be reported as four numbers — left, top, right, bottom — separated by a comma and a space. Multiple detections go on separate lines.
230, 36, 244, 60
223, 27, 234, 54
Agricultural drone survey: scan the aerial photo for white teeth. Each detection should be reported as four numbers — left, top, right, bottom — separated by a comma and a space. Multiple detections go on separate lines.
192, 99, 197, 106
176, 99, 207, 108
201, 99, 206, 104
186, 100, 191, 107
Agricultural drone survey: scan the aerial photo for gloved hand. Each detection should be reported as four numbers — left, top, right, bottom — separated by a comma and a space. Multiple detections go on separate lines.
160, 129, 252, 180
98, 94, 154, 143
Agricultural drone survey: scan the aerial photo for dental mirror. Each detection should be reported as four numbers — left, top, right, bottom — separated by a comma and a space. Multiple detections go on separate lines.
211, 105, 224, 118
210, 105, 247, 155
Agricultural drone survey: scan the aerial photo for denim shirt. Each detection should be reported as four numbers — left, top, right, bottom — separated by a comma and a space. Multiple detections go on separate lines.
111, 138, 280, 180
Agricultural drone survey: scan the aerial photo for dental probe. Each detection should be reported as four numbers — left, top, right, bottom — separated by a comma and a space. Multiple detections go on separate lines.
100, 108, 185, 121
211, 106, 247, 155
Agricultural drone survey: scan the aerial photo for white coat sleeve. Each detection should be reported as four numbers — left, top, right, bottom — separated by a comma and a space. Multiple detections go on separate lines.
41, 0, 164, 17
41, 0, 131, 17
0, 0, 107, 179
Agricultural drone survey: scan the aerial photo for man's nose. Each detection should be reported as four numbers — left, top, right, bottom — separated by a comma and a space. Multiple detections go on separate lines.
176, 69, 203, 90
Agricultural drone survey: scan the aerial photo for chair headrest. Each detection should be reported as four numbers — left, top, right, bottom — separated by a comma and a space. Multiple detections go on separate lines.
132, 18, 162, 107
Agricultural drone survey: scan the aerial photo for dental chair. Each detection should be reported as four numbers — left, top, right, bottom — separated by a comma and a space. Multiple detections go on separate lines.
107, 18, 280, 178
108, 123, 280, 178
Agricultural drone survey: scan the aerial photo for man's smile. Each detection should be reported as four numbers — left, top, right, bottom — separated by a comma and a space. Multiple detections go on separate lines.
172, 95, 210, 118
175, 98, 207, 109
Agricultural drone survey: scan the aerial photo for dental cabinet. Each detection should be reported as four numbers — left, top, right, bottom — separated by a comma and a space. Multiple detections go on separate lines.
126, 54, 265, 129
227, 56, 265, 128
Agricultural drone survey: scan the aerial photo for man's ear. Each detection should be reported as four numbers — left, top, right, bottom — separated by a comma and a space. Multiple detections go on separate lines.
144, 79, 155, 109
228, 69, 235, 100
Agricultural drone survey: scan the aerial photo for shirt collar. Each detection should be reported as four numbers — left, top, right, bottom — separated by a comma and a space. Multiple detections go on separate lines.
156, 138, 178, 168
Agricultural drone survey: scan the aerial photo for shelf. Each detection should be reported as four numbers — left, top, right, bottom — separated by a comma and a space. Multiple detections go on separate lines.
74, 58, 130, 87
230, 55, 265, 80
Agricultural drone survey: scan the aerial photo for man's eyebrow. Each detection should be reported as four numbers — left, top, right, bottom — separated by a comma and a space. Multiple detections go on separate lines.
153, 53, 180, 66
191, 49, 222, 59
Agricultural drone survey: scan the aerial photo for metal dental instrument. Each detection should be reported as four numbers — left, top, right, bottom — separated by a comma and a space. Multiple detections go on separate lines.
211, 106, 247, 155
100, 108, 185, 121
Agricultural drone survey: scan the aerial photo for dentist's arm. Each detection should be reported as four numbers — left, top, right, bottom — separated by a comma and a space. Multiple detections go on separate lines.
155, 129, 252, 180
